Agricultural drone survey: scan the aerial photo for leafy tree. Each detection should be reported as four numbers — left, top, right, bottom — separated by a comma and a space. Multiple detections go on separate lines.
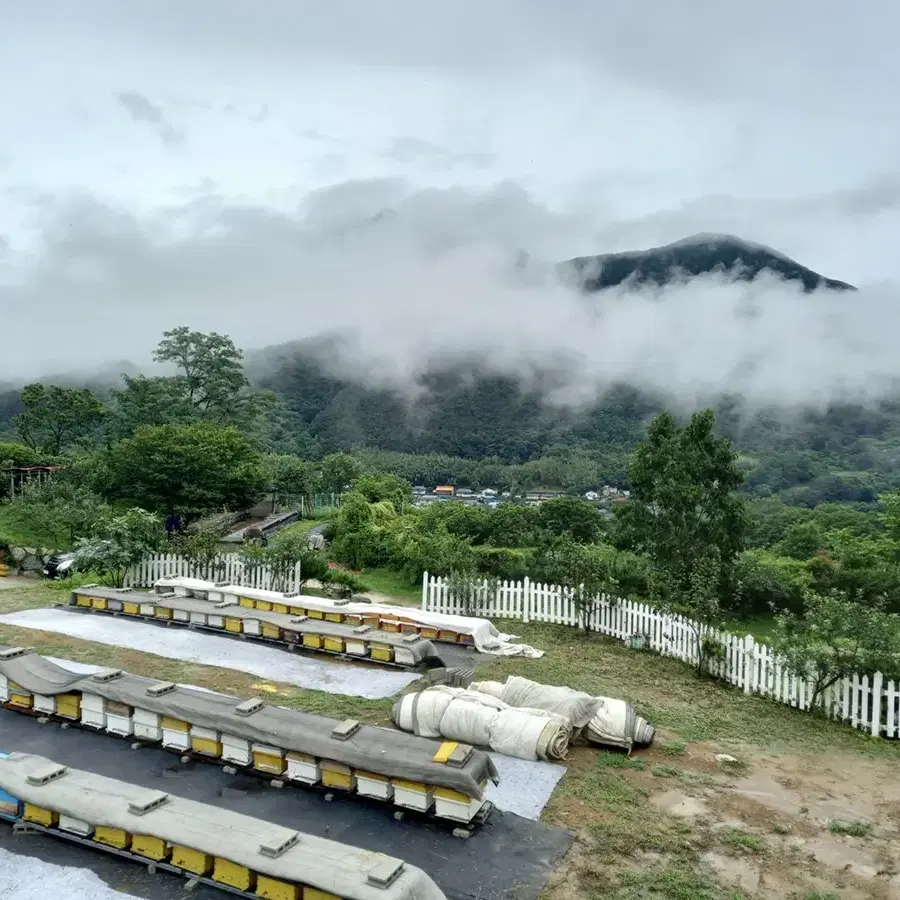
351, 474, 411, 513
533, 540, 623, 631
536, 495, 603, 543
73, 507, 164, 587
172, 524, 228, 580
295, 548, 331, 592
105, 423, 267, 519
732, 549, 810, 616
7, 477, 111, 547
317, 453, 362, 495
618, 409, 747, 610
108, 374, 196, 438
771, 590, 900, 707
261, 530, 308, 592
15, 384, 105, 453
154, 327, 252, 421
265, 454, 314, 509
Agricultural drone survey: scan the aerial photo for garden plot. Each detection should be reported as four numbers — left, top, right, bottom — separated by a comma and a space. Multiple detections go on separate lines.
0, 609, 418, 699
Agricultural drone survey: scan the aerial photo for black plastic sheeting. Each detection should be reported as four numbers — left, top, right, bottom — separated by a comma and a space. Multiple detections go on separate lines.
0, 710, 573, 900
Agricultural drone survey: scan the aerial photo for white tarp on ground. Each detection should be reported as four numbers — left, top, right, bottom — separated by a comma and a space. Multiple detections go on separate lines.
469, 676, 656, 751
155, 577, 544, 658
485, 753, 566, 821
0, 609, 418, 699
393, 686, 571, 762
0, 848, 136, 900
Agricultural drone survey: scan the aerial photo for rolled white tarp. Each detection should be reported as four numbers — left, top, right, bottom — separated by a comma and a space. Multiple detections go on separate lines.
468, 675, 655, 751
392, 687, 571, 761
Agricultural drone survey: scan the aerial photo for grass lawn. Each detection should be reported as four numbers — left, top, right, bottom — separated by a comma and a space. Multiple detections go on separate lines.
279, 515, 333, 538
352, 566, 422, 605
722, 613, 779, 644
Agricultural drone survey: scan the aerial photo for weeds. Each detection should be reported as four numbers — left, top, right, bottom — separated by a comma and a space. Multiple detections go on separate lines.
829, 820, 872, 837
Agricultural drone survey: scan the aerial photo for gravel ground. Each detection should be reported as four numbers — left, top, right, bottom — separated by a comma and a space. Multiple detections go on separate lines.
0, 609, 418, 699
0, 848, 135, 900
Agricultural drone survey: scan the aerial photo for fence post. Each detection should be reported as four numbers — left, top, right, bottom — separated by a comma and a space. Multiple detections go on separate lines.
871, 672, 884, 737
421, 571, 429, 611
522, 576, 530, 624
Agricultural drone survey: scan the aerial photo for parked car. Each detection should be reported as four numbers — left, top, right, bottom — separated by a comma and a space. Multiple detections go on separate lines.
43, 552, 76, 580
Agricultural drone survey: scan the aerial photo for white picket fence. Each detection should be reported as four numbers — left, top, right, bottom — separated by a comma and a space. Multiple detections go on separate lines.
421, 572, 900, 740
125, 553, 303, 594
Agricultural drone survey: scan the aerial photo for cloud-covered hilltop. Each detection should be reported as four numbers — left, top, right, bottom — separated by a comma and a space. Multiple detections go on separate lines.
561, 234, 857, 293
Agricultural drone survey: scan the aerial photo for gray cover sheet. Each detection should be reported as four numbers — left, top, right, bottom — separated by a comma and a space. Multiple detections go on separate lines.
0, 646, 497, 797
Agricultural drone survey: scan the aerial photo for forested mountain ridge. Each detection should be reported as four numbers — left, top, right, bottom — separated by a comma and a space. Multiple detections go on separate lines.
560, 233, 857, 293
0, 234, 883, 505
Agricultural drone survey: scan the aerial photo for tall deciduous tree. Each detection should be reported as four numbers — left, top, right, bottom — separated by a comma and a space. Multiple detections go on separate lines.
105, 423, 267, 518
619, 409, 747, 655
15, 384, 105, 453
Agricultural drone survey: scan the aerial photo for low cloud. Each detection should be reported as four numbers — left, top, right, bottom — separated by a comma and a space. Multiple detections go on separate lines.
0, 180, 898, 416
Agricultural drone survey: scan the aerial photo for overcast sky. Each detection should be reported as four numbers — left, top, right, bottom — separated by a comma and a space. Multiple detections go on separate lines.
1, 2, 899, 407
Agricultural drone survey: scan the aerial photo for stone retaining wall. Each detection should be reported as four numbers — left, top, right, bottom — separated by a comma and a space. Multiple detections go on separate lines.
0, 546, 57, 577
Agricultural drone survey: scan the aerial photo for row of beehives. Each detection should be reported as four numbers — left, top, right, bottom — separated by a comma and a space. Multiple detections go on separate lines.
0, 751, 446, 900
69, 585, 440, 668
153, 576, 489, 647
0, 649, 493, 827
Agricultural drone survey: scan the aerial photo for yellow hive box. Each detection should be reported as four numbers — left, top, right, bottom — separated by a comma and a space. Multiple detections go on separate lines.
75, 595, 92, 607
272, 603, 288, 615
369, 645, 393, 662
434, 786, 471, 803
122, 601, 140, 615
380, 620, 400, 633
438, 630, 459, 642
307, 608, 325, 620
154, 607, 172, 619
256, 600, 272, 612
224, 617, 242, 633
192, 737, 222, 757
161, 716, 189, 733
306, 889, 341, 900
288, 605, 306, 616
94, 825, 131, 849
302, 634, 323, 649
56, 694, 81, 719
132, 834, 169, 860
324, 612, 344, 623
261, 623, 281, 640
239, 597, 255, 608
91, 596, 108, 610
8, 684, 33, 709
321, 760, 355, 791
256, 874, 301, 900
323, 637, 344, 653
420, 627, 439, 639
253, 750, 285, 775
23, 804, 58, 827
214, 857, 255, 891
171, 845, 212, 875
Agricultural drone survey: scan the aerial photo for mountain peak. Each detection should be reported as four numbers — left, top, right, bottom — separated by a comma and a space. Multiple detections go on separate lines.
560, 234, 856, 293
